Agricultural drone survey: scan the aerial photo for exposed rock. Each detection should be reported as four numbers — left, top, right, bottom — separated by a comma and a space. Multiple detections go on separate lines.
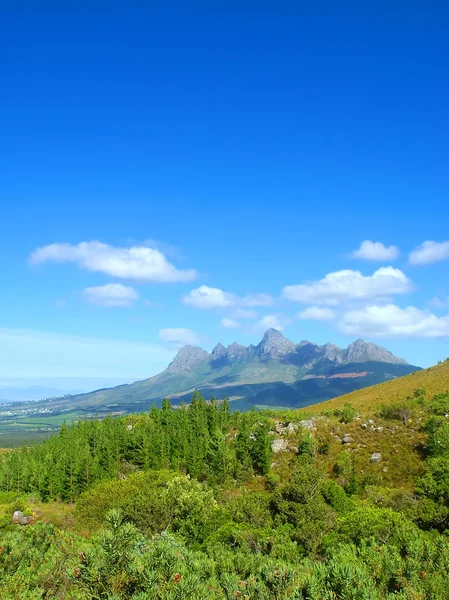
342, 434, 354, 444
286, 422, 298, 434
12, 510, 23, 524
211, 342, 227, 359
370, 452, 382, 463
257, 329, 296, 361
344, 339, 407, 365
373, 426, 384, 433
382, 467, 388, 472
226, 342, 247, 361
126, 424, 134, 431
167, 345, 210, 373
299, 419, 315, 430
361, 423, 368, 429
12, 511, 33, 525
289, 446, 299, 454
272, 439, 289, 453
321, 342, 345, 363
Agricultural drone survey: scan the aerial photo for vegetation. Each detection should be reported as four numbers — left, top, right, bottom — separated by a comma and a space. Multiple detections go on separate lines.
1, 364, 449, 598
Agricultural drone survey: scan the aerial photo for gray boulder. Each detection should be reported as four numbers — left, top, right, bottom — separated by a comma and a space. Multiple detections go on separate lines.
341, 434, 354, 444
299, 419, 315, 430
370, 452, 382, 463
272, 439, 289, 453
12, 511, 23, 524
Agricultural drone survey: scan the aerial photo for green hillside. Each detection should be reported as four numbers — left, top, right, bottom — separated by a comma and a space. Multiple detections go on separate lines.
1, 362, 449, 597
300, 359, 449, 415
0, 333, 420, 446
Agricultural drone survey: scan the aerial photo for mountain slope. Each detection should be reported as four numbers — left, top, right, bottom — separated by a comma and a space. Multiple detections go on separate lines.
4, 330, 418, 416
299, 359, 449, 415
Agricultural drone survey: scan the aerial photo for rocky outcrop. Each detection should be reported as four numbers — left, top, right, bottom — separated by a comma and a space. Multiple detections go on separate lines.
370, 452, 382, 463
12, 511, 33, 525
272, 439, 289, 453
344, 339, 407, 365
256, 329, 296, 361
167, 346, 210, 373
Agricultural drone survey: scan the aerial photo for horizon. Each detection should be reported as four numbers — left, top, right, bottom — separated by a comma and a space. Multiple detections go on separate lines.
1, 3, 448, 390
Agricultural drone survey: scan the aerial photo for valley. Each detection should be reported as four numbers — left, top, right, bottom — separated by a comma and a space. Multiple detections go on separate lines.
0, 330, 420, 445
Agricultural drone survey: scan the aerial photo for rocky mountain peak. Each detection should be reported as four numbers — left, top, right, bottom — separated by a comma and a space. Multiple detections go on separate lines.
297, 340, 318, 348
344, 339, 407, 365
167, 345, 210, 373
321, 342, 344, 363
211, 343, 227, 358
226, 342, 247, 361
257, 329, 296, 360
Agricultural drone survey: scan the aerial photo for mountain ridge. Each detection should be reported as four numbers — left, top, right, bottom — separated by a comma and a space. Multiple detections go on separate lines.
0, 330, 421, 443
166, 329, 408, 375
56, 329, 416, 412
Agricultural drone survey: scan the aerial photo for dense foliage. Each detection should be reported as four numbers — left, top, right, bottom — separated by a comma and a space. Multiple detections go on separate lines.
1, 389, 449, 598
0, 395, 272, 500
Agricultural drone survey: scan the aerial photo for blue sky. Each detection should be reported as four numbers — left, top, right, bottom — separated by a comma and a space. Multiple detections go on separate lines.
1, 1, 448, 388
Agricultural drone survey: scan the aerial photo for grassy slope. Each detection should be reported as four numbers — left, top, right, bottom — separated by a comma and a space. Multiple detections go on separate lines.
299, 360, 449, 415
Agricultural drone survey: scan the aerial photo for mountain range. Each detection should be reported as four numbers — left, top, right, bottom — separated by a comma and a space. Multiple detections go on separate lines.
24, 329, 419, 416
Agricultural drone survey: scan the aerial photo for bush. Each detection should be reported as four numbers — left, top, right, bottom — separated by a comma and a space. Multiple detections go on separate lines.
340, 403, 356, 424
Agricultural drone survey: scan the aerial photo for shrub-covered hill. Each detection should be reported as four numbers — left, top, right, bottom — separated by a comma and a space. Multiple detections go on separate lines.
1, 367, 449, 598
300, 358, 449, 415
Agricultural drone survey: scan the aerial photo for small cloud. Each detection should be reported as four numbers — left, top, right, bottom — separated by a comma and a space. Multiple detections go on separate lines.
144, 299, 164, 308
143, 238, 182, 259
183, 287, 273, 310
351, 240, 400, 261
83, 283, 139, 307
282, 267, 412, 306
183, 285, 237, 309
297, 306, 336, 321
241, 293, 274, 307
338, 304, 449, 338
232, 309, 259, 320
430, 296, 449, 309
158, 328, 204, 347
29, 240, 197, 283
409, 240, 449, 266
220, 318, 241, 329
251, 314, 291, 333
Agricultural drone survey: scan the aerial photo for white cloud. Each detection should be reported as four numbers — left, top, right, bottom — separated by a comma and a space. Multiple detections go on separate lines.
297, 306, 336, 321
158, 328, 204, 347
409, 240, 449, 266
241, 293, 274, 307
339, 304, 449, 338
183, 285, 237, 309
29, 241, 197, 283
430, 296, 449, 309
83, 283, 139, 307
0, 328, 174, 378
232, 309, 259, 319
251, 314, 290, 333
282, 267, 412, 306
221, 318, 241, 329
351, 240, 400, 261
183, 286, 273, 310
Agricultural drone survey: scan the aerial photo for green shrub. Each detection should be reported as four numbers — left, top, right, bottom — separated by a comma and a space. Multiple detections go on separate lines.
340, 403, 356, 424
